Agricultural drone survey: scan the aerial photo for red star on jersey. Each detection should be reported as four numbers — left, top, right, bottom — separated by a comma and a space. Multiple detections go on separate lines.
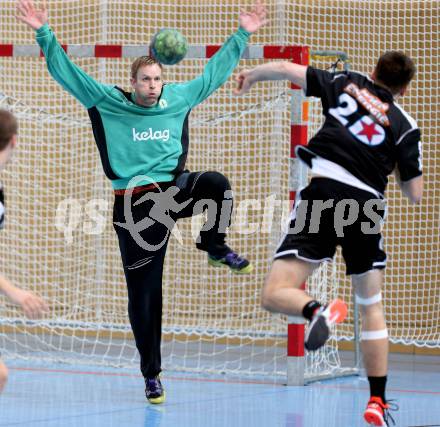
357, 121, 381, 143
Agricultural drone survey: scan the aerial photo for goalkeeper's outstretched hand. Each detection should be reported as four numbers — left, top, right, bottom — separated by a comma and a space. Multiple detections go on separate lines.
239, 1, 268, 34
16, 0, 48, 30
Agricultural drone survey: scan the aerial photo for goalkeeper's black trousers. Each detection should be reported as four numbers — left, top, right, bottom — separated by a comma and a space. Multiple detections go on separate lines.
113, 171, 233, 378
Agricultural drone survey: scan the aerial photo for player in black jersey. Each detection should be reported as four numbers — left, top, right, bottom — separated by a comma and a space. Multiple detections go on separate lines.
0, 110, 48, 393
235, 51, 422, 426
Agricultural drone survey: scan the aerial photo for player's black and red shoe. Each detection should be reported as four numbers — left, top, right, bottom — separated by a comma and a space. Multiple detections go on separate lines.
304, 299, 348, 351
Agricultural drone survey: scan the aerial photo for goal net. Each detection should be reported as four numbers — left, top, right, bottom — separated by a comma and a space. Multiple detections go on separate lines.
0, 0, 438, 383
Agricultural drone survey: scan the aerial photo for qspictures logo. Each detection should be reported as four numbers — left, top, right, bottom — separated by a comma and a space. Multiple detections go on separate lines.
132, 127, 170, 142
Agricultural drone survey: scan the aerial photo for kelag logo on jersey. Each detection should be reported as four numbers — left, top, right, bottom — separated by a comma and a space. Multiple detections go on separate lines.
132, 128, 170, 142
329, 88, 387, 146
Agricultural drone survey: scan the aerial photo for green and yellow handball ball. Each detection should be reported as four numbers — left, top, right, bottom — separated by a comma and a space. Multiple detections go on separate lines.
150, 29, 188, 65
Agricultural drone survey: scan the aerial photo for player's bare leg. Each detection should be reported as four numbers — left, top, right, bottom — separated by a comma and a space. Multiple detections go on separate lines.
262, 258, 347, 351
262, 258, 316, 314
353, 269, 388, 376
353, 270, 396, 426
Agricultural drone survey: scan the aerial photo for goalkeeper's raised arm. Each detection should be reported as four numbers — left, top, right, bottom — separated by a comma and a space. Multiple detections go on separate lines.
15, 0, 46, 31
16, 0, 111, 109
177, 1, 268, 108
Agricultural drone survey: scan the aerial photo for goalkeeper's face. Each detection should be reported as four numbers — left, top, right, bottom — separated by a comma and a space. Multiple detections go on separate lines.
131, 64, 164, 107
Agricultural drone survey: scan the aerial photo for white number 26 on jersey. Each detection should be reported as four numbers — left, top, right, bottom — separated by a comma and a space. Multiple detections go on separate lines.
329, 93, 385, 146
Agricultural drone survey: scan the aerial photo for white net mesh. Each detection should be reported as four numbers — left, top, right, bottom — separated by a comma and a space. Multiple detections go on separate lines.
0, 0, 438, 383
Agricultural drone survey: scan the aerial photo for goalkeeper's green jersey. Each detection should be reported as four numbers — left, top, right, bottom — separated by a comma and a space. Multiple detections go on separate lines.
36, 24, 250, 189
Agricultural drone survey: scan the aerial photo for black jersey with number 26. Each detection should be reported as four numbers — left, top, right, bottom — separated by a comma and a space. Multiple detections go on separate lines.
300, 67, 422, 195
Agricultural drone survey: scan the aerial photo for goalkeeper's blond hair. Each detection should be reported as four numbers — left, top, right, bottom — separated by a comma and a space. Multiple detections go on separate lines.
131, 56, 163, 80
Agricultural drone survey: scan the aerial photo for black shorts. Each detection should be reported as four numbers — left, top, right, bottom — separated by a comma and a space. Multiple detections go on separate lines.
275, 178, 387, 275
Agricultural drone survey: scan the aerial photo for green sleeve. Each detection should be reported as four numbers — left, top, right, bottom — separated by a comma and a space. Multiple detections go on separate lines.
36, 24, 111, 109
176, 27, 250, 108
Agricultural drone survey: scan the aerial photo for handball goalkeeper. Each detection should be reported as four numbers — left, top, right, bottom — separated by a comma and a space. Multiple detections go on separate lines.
17, 0, 267, 404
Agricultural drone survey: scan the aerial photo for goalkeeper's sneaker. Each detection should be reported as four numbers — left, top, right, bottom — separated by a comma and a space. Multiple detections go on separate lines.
364, 396, 397, 426
208, 251, 253, 274
145, 375, 165, 404
304, 299, 348, 351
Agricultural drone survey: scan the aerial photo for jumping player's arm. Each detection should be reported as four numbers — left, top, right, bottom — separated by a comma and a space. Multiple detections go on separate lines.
177, 2, 267, 108
0, 274, 48, 319
235, 62, 308, 95
16, 0, 111, 109
394, 128, 423, 204
395, 173, 423, 204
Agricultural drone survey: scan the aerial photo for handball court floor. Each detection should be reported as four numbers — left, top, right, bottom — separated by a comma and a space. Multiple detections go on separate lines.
0, 352, 439, 427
